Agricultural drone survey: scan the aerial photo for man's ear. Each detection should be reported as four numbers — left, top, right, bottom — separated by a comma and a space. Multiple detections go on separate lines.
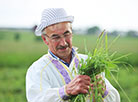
41, 35, 49, 45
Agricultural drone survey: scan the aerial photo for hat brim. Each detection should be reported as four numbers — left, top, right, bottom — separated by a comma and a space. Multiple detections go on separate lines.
35, 16, 74, 36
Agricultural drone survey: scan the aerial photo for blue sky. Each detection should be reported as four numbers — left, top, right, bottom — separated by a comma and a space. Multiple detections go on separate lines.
0, 0, 138, 31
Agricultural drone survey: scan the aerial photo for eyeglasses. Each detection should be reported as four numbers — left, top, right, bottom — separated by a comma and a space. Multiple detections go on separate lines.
45, 32, 72, 42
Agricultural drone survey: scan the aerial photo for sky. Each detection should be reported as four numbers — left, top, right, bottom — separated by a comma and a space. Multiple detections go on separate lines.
0, 0, 138, 32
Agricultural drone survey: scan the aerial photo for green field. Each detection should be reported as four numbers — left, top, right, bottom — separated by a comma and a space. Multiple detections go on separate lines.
0, 30, 138, 102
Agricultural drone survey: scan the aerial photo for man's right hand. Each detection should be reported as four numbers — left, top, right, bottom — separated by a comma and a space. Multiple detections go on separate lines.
65, 75, 91, 95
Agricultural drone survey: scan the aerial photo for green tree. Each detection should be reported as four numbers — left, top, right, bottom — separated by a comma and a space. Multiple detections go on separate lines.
14, 33, 20, 41
87, 26, 101, 35
126, 30, 138, 37
110, 31, 119, 36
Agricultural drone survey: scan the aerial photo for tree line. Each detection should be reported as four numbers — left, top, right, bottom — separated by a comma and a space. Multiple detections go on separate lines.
73, 26, 138, 37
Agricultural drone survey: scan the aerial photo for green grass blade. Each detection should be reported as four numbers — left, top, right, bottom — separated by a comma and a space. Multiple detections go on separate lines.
110, 72, 132, 102
84, 39, 88, 54
113, 53, 132, 61
108, 35, 120, 50
105, 32, 108, 53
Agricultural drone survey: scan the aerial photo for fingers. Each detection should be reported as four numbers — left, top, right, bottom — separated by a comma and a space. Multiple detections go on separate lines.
90, 75, 106, 96
77, 75, 91, 81
66, 75, 91, 95
66, 74, 106, 96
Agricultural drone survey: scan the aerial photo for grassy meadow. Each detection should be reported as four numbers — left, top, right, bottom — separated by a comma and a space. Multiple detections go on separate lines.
0, 30, 138, 102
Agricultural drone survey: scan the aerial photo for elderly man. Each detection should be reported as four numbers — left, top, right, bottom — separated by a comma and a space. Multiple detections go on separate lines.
26, 8, 120, 102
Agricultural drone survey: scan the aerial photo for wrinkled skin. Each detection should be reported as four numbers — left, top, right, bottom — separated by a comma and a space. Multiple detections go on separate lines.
42, 22, 72, 64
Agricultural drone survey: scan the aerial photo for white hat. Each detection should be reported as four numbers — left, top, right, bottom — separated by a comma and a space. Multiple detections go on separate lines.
35, 8, 74, 36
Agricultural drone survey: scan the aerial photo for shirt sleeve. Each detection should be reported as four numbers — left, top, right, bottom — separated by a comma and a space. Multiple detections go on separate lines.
102, 73, 120, 102
26, 64, 69, 102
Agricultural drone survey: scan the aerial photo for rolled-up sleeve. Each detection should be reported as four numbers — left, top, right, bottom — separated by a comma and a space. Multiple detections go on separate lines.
103, 78, 120, 102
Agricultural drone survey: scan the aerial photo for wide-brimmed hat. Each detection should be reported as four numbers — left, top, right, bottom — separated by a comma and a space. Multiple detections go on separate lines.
35, 8, 74, 36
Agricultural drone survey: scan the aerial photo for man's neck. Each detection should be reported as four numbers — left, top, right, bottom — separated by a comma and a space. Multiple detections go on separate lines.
61, 53, 72, 64
49, 50, 73, 65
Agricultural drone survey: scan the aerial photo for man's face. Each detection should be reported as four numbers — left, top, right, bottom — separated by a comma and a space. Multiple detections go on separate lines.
43, 22, 72, 60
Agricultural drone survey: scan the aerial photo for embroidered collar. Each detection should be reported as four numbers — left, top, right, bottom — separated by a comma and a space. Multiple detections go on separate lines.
48, 51, 80, 84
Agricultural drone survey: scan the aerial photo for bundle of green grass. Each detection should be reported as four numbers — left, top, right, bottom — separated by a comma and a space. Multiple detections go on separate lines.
69, 30, 132, 102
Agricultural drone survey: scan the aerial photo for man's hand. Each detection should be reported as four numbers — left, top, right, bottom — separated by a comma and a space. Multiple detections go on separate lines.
66, 75, 91, 95
90, 75, 106, 101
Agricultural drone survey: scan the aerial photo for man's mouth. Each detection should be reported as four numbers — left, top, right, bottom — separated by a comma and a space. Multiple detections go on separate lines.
57, 45, 68, 51
58, 47, 68, 51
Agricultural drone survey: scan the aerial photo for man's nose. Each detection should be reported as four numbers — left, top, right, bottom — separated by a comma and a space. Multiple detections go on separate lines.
59, 37, 67, 46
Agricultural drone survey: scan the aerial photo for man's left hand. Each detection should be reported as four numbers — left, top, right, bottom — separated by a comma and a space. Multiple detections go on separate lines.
90, 75, 106, 100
